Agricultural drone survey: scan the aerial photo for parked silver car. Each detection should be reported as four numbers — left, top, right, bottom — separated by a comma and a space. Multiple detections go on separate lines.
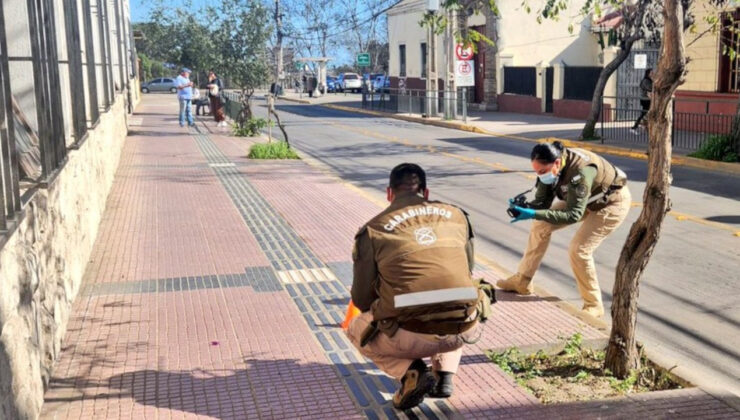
141, 78, 177, 93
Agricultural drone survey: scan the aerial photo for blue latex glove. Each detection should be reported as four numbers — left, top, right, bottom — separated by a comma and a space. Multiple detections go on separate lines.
510, 206, 535, 223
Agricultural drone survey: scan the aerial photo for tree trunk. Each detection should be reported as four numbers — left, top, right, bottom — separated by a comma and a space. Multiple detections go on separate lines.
580, 43, 634, 140
605, 0, 686, 379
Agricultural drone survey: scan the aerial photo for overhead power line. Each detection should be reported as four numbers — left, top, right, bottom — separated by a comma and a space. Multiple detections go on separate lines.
284, 0, 403, 42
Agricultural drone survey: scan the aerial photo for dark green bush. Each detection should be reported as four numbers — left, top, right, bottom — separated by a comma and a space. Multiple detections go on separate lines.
233, 118, 271, 137
689, 135, 739, 162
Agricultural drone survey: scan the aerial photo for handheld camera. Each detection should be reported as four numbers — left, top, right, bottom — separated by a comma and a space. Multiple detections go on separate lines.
506, 188, 534, 218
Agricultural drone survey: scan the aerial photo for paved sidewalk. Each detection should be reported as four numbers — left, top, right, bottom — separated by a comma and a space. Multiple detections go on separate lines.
40, 96, 739, 419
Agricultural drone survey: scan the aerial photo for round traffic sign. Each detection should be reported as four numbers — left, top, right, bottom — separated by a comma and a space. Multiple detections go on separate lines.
455, 44, 473, 61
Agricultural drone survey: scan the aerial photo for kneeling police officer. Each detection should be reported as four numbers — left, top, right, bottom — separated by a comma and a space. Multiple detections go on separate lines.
347, 163, 490, 410
502, 141, 631, 318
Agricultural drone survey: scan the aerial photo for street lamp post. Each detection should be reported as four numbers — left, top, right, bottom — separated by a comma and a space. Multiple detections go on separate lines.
425, 0, 439, 118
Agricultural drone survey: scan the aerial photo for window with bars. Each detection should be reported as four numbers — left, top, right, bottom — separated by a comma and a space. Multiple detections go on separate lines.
399, 44, 406, 77
421, 43, 427, 78
719, 9, 740, 93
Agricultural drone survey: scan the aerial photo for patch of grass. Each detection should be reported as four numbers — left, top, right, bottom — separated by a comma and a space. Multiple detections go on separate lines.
233, 118, 272, 137
247, 141, 300, 160
688, 134, 739, 162
487, 333, 682, 404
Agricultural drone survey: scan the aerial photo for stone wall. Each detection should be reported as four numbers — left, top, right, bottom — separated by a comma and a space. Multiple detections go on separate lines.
0, 92, 131, 419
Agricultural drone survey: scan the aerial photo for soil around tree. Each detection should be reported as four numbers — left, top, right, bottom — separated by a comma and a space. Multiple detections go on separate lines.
488, 333, 684, 404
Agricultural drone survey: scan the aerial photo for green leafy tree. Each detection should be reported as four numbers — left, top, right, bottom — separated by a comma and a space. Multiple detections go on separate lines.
435, 0, 732, 378
210, 0, 272, 126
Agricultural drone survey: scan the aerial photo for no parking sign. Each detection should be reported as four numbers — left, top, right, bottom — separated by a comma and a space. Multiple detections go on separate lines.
455, 60, 475, 86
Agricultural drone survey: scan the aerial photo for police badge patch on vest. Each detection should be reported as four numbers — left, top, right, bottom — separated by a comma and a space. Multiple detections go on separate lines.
414, 227, 437, 246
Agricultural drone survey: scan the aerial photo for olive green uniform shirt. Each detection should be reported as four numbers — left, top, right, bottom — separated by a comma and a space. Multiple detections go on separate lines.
351, 194, 475, 312
530, 166, 598, 225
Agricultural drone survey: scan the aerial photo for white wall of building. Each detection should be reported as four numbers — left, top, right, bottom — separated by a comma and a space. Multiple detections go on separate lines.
388, 0, 601, 83
496, 1, 600, 68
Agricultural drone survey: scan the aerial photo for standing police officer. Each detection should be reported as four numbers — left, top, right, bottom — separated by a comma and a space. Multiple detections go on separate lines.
501, 142, 631, 318
347, 163, 484, 410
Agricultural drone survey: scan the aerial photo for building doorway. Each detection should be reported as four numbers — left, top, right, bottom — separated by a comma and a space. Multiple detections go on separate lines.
472, 25, 485, 103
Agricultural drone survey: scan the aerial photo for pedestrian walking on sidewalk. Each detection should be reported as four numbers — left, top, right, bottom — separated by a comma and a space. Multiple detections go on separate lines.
631, 69, 653, 135
175, 68, 195, 127
207, 71, 227, 127
502, 142, 631, 318
347, 163, 493, 410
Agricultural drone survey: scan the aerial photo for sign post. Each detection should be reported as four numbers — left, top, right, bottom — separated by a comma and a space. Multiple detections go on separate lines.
454, 43, 474, 122
356, 53, 371, 67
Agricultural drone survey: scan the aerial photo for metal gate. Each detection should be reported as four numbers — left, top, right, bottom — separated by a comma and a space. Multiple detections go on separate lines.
616, 43, 660, 119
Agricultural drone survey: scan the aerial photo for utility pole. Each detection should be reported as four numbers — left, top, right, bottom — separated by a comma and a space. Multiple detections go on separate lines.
444, 7, 457, 120
425, 1, 439, 117
274, 0, 284, 91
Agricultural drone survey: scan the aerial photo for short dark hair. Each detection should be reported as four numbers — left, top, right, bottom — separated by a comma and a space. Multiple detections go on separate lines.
531, 141, 565, 164
389, 163, 426, 193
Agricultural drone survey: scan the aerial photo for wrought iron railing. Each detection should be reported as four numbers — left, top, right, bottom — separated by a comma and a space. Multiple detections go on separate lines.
600, 96, 738, 152
0, 0, 134, 233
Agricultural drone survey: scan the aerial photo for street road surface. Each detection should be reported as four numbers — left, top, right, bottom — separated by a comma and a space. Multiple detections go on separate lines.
253, 100, 740, 395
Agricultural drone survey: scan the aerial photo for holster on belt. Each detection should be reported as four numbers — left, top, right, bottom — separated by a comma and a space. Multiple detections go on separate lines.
360, 321, 380, 347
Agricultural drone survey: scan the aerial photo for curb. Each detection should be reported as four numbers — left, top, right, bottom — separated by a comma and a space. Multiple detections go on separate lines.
278, 95, 312, 105
319, 103, 740, 175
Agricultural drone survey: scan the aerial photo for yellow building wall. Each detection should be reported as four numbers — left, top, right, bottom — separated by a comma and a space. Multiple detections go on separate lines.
684, 2, 723, 91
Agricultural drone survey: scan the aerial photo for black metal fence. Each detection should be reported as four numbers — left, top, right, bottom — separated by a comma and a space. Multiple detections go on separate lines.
564, 66, 602, 101
503, 67, 536, 96
600, 96, 737, 152
0, 0, 135, 232
360, 88, 472, 120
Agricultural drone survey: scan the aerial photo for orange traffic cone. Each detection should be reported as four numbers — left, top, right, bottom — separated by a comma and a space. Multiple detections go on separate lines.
341, 300, 361, 330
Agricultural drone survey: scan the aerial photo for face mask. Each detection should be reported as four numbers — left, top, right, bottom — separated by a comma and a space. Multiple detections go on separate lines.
538, 172, 558, 185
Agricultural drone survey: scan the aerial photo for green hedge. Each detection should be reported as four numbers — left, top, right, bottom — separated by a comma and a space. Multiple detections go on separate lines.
689, 135, 739, 162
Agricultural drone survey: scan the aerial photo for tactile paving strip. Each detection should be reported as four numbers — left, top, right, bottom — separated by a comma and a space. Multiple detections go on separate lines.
81, 266, 283, 296
190, 127, 460, 419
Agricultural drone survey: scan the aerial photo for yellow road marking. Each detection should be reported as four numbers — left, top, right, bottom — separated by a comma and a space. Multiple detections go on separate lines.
628, 202, 740, 236
331, 122, 739, 237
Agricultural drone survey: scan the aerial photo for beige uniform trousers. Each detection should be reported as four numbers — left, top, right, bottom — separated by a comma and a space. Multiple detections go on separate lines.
346, 311, 477, 380
518, 187, 632, 307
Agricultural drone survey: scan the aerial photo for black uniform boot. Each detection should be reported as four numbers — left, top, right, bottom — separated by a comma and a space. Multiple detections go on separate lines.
393, 359, 435, 410
428, 371, 454, 398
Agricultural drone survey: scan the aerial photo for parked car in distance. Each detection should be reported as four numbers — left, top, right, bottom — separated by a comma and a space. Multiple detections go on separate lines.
373, 75, 390, 93
335, 74, 345, 92
341, 73, 362, 93
141, 78, 177, 93
327, 76, 339, 93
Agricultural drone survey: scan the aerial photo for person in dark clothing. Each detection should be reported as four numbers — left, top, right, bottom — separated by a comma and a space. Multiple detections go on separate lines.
207, 71, 226, 127
631, 68, 653, 134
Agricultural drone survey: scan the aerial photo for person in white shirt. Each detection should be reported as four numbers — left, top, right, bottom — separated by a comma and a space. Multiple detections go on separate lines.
175, 68, 195, 127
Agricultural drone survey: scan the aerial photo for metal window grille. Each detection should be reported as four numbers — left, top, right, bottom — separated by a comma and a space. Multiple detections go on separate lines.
1, 0, 136, 233
27, 0, 68, 176
729, 19, 740, 93
503, 67, 536, 96
0, 1, 22, 230
63, 0, 89, 142
82, 0, 101, 123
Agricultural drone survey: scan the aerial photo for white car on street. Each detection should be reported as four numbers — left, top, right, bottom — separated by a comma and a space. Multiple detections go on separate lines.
341, 73, 362, 93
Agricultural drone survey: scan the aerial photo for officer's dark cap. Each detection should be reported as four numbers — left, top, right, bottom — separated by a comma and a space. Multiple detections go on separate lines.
389, 163, 426, 193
